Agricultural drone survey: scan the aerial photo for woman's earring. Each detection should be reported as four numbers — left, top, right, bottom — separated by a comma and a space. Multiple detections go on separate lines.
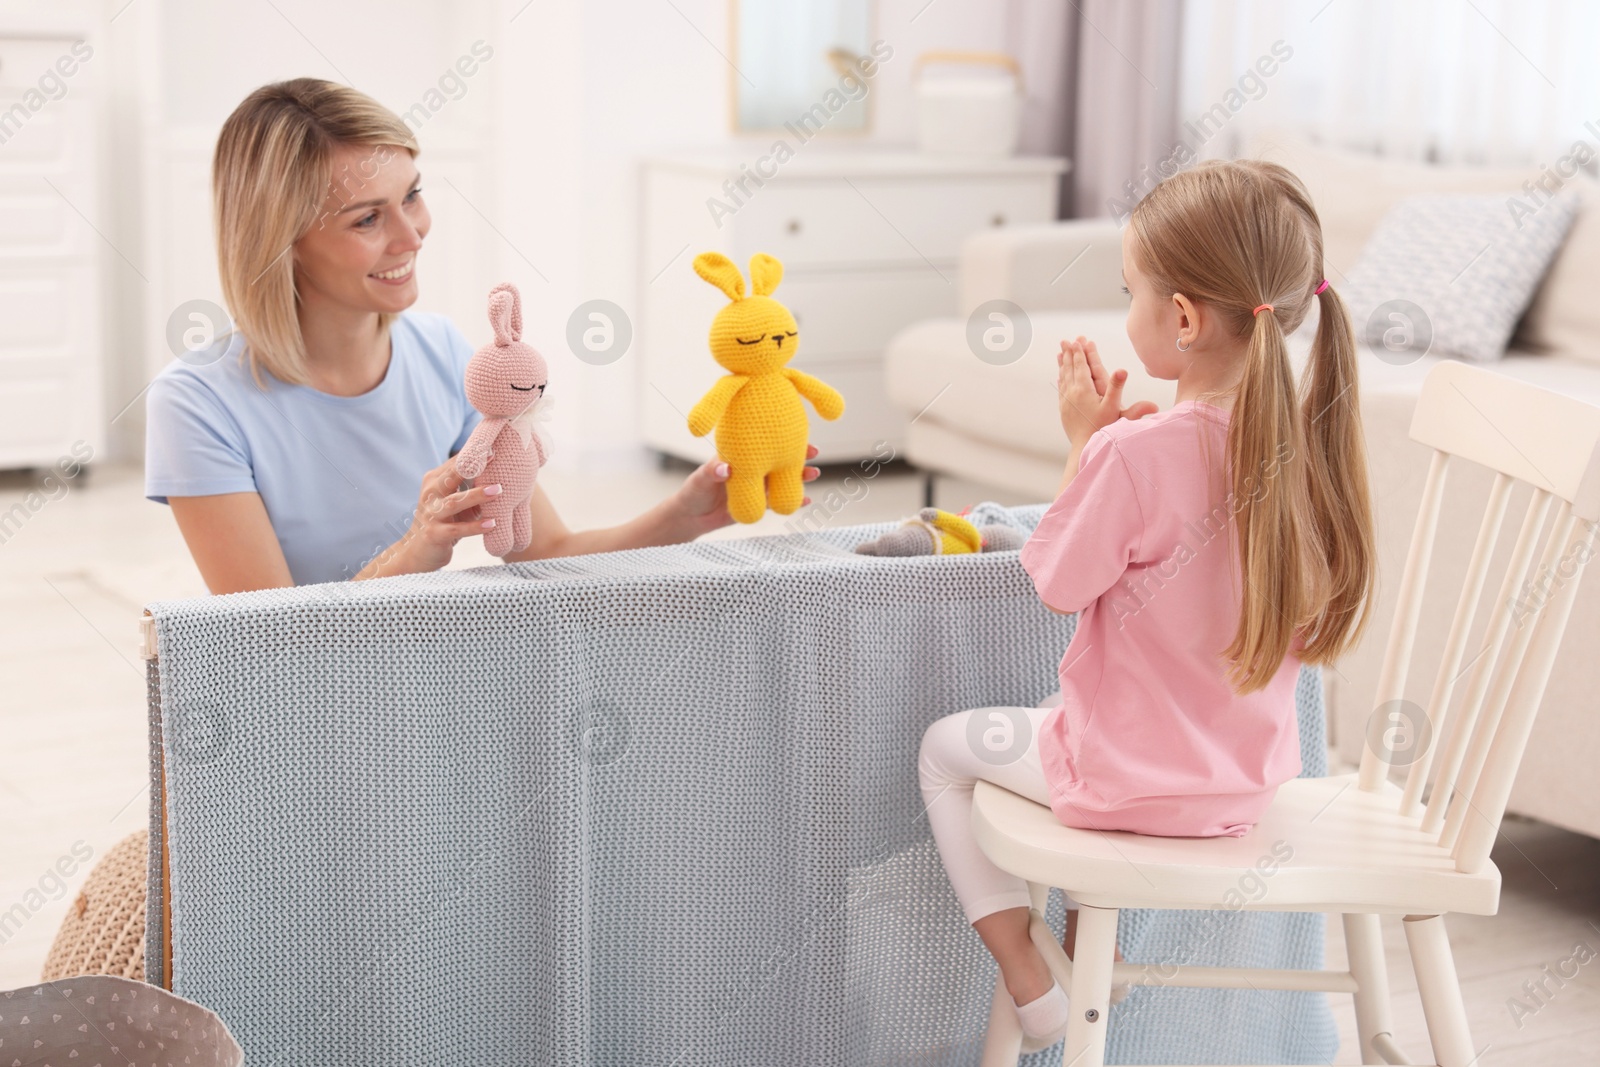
1176, 336, 1191, 352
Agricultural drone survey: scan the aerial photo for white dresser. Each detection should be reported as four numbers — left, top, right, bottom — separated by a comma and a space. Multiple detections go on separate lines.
0, 31, 101, 471
639, 150, 1066, 464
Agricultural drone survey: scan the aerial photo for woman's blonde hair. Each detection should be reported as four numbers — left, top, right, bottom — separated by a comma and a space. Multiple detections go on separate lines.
1130, 159, 1375, 693
213, 78, 418, 386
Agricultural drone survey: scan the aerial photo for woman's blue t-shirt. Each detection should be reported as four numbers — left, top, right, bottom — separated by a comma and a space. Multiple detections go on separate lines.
145, 312, 483, 586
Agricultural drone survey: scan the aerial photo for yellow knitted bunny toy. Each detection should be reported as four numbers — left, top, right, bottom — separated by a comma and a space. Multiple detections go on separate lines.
688, 252, 844, 524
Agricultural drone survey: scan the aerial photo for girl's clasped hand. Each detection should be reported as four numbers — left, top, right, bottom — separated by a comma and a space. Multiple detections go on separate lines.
1054, 336, 1159, 451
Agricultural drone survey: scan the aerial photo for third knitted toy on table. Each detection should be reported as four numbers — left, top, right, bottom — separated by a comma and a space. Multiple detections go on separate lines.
854, 507, 1028, 556
687, 252, 844, 524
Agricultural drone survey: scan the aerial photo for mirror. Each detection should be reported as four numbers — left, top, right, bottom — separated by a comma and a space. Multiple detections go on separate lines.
733, 0, 874, 133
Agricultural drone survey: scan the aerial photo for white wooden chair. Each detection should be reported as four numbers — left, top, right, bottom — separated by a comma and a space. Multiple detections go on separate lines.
970, 360, 1600, 1066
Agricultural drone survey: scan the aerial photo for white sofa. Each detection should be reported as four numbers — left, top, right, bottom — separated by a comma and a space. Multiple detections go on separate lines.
884, 136, 1600, 841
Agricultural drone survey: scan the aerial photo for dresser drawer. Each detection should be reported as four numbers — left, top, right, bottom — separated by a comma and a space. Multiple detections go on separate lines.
0, 261, 93, 465
0, 37, 86, 90
0, 177, 93, 256
0, 262, 92, 377
789, 355, 907, 462
732, 176, 1057, 268
0, 96, 91, 174
783, 269, 956, 361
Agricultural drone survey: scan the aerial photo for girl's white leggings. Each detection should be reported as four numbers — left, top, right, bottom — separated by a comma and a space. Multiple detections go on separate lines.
917, 704, 1077, 924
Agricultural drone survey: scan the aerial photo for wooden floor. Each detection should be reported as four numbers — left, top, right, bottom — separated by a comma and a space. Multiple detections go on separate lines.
1323, 812, 1600, 1064
2, 462, 1597, 1064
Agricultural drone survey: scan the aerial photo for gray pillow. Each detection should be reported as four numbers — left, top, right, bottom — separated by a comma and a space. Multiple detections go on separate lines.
1339, 190, 1579, 363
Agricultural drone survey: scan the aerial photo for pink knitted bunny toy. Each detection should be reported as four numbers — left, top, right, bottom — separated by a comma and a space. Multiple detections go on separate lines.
455, 282, 548, 557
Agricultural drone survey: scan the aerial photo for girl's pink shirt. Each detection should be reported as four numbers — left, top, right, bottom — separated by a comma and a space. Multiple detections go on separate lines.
1020, 400, 1304, 838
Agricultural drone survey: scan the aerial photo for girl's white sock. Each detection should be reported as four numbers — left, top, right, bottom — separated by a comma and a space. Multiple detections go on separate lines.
1014, 979, 1071, 1041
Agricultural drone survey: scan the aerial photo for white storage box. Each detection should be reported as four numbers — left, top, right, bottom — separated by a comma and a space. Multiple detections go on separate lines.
914, 50, 1023, 157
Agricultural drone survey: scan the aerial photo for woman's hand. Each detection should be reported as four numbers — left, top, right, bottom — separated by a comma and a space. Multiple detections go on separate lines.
672, 444, 823, 536
358, 457, 501, 579
1056, 336, 1158, 451
505, 446, 826, 561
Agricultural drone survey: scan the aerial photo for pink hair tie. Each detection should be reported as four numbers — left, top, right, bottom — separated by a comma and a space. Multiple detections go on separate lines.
1314, 278, 1330, 295
1253, 303, 1274, 316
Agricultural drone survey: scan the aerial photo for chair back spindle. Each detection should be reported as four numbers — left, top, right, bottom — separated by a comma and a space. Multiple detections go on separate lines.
1454, 510, 1596, 873
1397, 471, 1513, 816
1357, 450, 1450, 793
1420, 490, 1552, 838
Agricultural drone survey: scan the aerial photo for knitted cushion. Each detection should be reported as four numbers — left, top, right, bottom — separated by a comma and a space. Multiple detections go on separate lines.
41, 830, 147, 982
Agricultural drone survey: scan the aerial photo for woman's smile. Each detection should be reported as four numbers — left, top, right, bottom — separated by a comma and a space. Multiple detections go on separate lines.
369, 256, 415, 285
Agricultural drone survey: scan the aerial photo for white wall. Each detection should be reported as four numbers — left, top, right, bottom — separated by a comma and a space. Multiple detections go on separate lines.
105, 0, 1036, 467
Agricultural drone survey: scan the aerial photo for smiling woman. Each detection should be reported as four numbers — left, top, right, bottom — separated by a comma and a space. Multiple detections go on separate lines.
143, 78, 817, 594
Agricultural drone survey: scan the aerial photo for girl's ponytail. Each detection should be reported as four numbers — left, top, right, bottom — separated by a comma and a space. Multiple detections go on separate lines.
1297, 283, 1376, 661
1224, 305, 1319, 691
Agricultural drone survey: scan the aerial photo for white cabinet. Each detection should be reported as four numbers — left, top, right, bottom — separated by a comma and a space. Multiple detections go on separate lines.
640, 151, 1066, 464
0, 32, 101, 471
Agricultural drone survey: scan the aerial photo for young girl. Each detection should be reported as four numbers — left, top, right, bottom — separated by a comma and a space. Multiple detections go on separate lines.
918, 160, 1375, 1048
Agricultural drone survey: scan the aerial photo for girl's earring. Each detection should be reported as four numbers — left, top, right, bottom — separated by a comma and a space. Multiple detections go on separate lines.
1176, 336, 1191, 352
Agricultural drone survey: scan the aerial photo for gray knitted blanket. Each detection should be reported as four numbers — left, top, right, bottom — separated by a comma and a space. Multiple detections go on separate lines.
145, 503, 1337, 1065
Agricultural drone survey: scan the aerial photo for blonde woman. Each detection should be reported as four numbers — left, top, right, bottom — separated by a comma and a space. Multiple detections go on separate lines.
916, 160, 1376, 1048
146, 79, 816, 593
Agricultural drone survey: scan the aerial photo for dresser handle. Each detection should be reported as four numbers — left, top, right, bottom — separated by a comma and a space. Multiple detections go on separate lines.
787, 219, 802, 235
990, 213, 1006, 227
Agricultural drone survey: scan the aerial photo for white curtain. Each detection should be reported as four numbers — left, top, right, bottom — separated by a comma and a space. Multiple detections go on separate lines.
1003, 0, 1077, 158
1065, 0, 1185, 217
998, 0, 1081, 216
965, 0, 1185, 219
1181, 0, 1600, 166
